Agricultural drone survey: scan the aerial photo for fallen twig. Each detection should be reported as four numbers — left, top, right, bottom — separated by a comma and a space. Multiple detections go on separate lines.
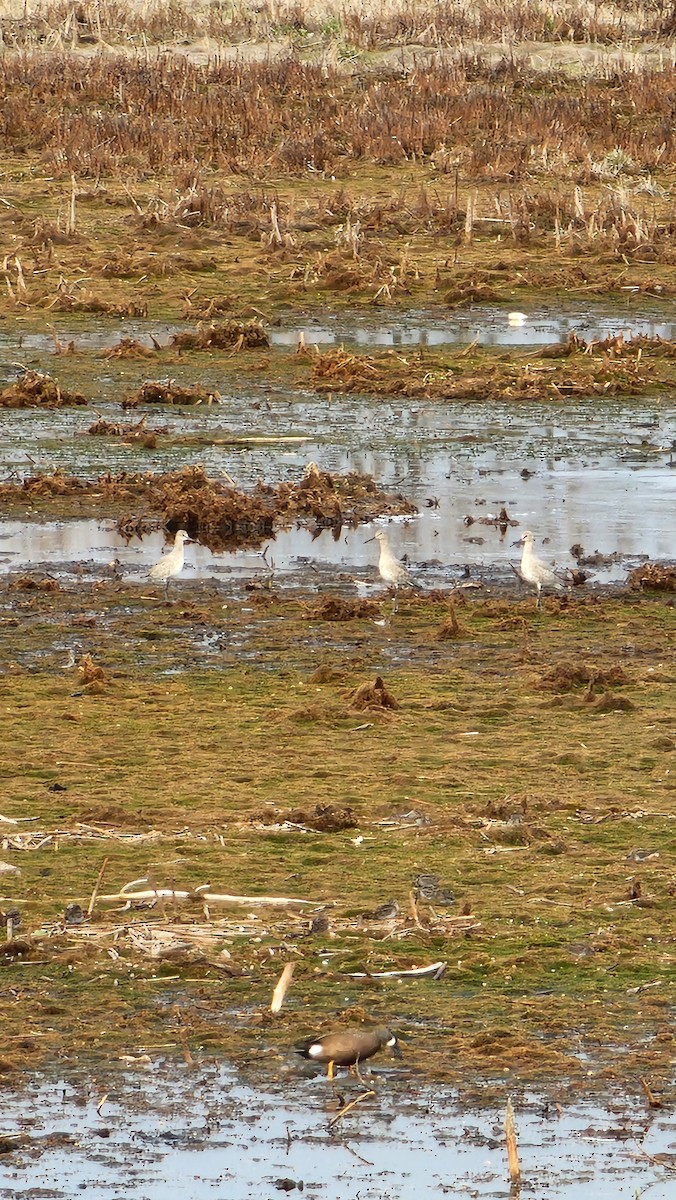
87, 855, 109, 917
328, 1089, 376, 1128
345, 961, 447, 980
100, 884, 318, 907
505, 1097, 521, 1189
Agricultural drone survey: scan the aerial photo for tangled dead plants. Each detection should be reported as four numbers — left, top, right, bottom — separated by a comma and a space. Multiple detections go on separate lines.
171, 320, 269, 352
124, 381, 221, 408
0, 464, 417, 551
309, 344, 666, 403
627, 562, 676, 592
0, 370, 87, 409
306, 596, 382, 621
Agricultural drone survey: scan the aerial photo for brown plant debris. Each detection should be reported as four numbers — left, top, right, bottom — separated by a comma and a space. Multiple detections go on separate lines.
78, 654, 105, 686
590, 692, 636, 713
627, 562, 676, 592
307, 596, 382, 621
309, 345, 665, 403
0, 465, 416, 552
0, 370, 87, 409
272, 803, 357, 832
102, 337, 156, 359
124, 381, 221, 408
537, 661, 629, 692
88, 415, 166, 447
171, 320, 269, 351
9, 575, 60, 592
437, 601, 463, 639
347, 675, 401, 711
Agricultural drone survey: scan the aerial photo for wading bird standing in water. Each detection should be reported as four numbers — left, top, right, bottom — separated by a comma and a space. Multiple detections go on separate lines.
149, 529, 191, 598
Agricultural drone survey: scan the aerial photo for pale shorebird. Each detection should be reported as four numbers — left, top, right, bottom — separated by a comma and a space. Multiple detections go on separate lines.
513, 530, 564, 609
149, 529, 191, 598
296, 1025, 401, 1081
368, 529, 419, 612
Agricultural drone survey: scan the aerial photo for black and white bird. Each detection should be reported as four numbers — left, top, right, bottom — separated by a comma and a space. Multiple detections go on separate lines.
149, 529, 191, 598
513, 530, 564, 609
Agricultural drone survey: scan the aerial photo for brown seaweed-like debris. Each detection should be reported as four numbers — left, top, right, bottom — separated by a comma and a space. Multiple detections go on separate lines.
124, 381, 221, 407
171, 320, 269, 351
0, 465, 416, 552
88, 415, 166, 447
307, 595, 381, 621
0, 370, 87, 409
627, 562, 676, 592
537, 661, 629, 692
347, 675, 400, 711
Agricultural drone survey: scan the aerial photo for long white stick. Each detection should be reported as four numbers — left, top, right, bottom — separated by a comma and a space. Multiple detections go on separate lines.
99, 887, 317, 907
345, 961, 447, 979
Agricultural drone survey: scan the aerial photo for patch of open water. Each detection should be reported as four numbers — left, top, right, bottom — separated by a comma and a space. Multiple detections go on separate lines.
1, 1066, 674, 1199
0, 305, 674, 585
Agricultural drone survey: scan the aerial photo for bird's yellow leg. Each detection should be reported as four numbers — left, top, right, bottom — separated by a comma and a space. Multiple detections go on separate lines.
327, 1060, 334, 1082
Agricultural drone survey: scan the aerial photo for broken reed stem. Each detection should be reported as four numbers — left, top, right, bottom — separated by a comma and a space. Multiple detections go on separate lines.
270, 962, 295, 1014
87, 855, 110, 917
328, 1089, 376, 1128
505, 1097, 521, 1188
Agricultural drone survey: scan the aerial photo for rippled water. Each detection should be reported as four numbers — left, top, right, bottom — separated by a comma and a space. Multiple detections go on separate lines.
1, 1066, 674, 1200
0, 305, 674, 583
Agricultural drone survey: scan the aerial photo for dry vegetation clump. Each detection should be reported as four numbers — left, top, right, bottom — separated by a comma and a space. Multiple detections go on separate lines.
627, 562, 676, 591
309, 344, 665, 402
1, 54, 675, 184
537, 661, 630, 692
306, 595, 382, 621
256, 802, 357, 831
8, 574, 60, 591
0, 369, 87, 408
0, 464, 417, 549
346, 674, 401, 711
125, 381, 221, 407
43, 289, 149, 318
87, 414, 166, 447
171, 320, 269, 351
102, 337, 157, 359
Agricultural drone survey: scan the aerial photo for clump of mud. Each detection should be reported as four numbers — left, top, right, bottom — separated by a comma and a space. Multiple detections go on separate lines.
171, 319, 269, 351
307, 595, 381, 621
628, 562, 676, 591
437, 601, 463, 639
0, 370, 87, 409
347, 675, 400, 711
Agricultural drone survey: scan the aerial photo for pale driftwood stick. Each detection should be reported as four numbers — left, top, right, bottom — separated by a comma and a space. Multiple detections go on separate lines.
270, 962, 295, 1014
505, 1097, 521, 1188
346, 961, 447, 980
99, 887, 318, 908
87, 855, 110, 917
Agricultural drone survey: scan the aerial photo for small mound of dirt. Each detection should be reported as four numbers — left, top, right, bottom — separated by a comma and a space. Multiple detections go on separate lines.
347, 675, 400, 711
537, 661, 629, 692
88, 415, 166, 447
307, 595, 381, 621
0, 370, 87, 409
590, 692, 636, 712
171, 319, 269, 351
628, 562, 676, 591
